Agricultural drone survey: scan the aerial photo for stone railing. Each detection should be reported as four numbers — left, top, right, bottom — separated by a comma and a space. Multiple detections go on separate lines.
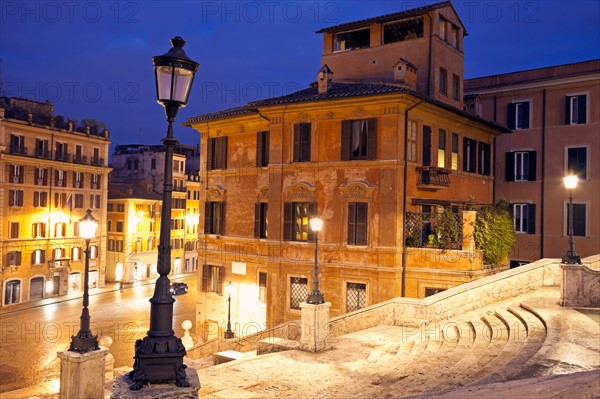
561, 254, 600, 308
327, 257, 564, 337
186, 320, 301, 360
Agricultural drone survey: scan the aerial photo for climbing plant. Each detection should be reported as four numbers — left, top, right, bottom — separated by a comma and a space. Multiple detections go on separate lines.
473, 202, 516, 267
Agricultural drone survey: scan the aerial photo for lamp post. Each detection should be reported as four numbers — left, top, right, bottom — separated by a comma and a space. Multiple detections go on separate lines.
69, 209, 99, 353
224, 281, 235, 339
130, 36, 199, 390
306, 217, 324, 304
562, 175, 581, 264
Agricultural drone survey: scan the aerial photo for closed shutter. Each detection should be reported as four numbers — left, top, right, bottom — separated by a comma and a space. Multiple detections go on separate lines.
528, 151, 537, 181
218, 202, 225, 235
564, 96, 571, 124
527, 204, 536, 234
341, 121, 351, 161
207, 138, 214, 170
293, 125, 301, 162
356, 203, 368, 245
283, 202, 293, 240
219, 137, 228, 169
301, 124, 311, 162
366, 118, 377, 160
256, 132, 263, 167
507, 103, 516, 130
201, 265, 209, 292
254, 203, 260, 238
204, 202, 211, 233
217, 266, 225, 296
347, 203, 356, 245
506, 152, 515, 181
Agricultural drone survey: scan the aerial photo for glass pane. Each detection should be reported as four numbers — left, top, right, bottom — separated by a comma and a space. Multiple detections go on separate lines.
155, 66, 174, 101
172, 68, 194, 103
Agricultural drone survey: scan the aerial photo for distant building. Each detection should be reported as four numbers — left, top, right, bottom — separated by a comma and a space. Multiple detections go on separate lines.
185, 2, 508, 339
465, 59, 600, 265
106, 145, 200, 283
0, 97, 111, 306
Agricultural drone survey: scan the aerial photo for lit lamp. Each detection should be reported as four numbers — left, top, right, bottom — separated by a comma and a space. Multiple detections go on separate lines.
306, 217, 325, 304
224, 281, 235, 339
130, 36, 199, 390
69, 209, 99, 352
562, 175, 581, 264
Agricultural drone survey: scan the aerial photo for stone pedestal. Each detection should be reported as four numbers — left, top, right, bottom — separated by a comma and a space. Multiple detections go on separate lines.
561, 262, 600, 307
299, 302, 331, 352
111, 366, 201, 399
57, 347, 109, 399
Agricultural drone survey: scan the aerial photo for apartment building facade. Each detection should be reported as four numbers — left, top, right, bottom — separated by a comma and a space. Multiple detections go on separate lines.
185, 2, 508, 339
0, 98, 111, 306
105, 145, 200, 282
465, 59, 600, 265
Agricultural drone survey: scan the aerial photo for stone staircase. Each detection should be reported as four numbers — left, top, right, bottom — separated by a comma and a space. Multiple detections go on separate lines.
195, 286, 600, 398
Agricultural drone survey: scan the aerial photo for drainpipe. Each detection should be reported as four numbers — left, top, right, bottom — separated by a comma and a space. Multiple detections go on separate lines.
426, 14, 433, 97
541, 89, 546, 258
401, 99, 423, 298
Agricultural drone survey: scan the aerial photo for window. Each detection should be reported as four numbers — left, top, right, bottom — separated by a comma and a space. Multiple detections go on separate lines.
439, 68, 447, 95
32, 222, 46, 238
107, 239, 115, 251
9, 134, 25, 154
90, 194, 101, 209
54, 248, 66, 260
9, 165, 23, 184
72, 247, 81, 261
115, 240, 123, 252
290, 277, 308, 310
256, 131, 270, 167
334, 27, 369, 51
4, 280, 20, 305
565, 95, 587, 125
54, 193, 67, 208
439, 17, 446, 40
451, 26, 459, 49
437, 129, 446, 168
566, 203, 586, 237
383, 17, 424, 43
90, 245, 98, 259
507, 101, 530, 130
91, 174, 100, 189
258, 272, 267, 304
33, 191, 48, 207
567, 147, 587, 179
32, 249, 46, 265
283, 202, 316, 241
55, 170, 66, 187
151, 158, 157, 170
254, 203, 268, 239
451, 133, 459, 170
116, 221, 123, 232
341, 119, 377, 160
7, 251, 22, 266
506, 151, 536, 182
35, 168, 48, 185
452, 74, 460, 100
348, 202, 368, 245
55, 142, 68, 160
462, 138, 477, 173
10, 222, 19, 239
207, 137, 227, 170
116, 203, 125, 212
511, 203, 536, 234
346, 282, 367, 312
478, 142, 491, 175
293, 123, 311, 162
9, 190, 24, 207
54, 222, 66, 238
204, 201, 225, 235
74, 194, 84, 209
75, 144, 83, 161
73, 172, 82, 188
425, 287, 447, 297
201, 265, 224, 294
407, 120, 417, 162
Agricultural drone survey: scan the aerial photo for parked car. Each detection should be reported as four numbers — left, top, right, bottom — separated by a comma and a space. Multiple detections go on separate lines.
170, 282, 188, 295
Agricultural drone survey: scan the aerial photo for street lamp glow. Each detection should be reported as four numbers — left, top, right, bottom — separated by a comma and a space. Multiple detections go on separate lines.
310, 217, 323, 232
564, 175, 578, 189
79, 210, 98, 239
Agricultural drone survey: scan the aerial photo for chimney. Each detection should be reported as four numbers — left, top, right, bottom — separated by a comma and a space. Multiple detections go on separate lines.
68, 121, 73, 131
127, 186, 133, 196
147, 184, 153, 193
317, 64, 333, 94
393, 58, 417, 91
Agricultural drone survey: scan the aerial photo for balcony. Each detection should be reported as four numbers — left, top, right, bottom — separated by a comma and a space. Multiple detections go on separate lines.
34, 149, 51, 159
73, 155, 88, 164
54, 151, 71, 162
173, 186, 187, 192
8, 145, 28, 155
416, 166, 450, 189
91, 157, 104, 166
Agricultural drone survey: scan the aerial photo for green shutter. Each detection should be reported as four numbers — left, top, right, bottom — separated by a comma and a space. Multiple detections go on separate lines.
507, 103, 516, 130
341, 121, 351, 161
367, 118, 377, 160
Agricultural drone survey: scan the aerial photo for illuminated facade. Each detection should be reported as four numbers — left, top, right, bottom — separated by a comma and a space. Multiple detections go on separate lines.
465, 59, 600, 265
0, 98, 111, 307
186, 2, 508, 339
105, 145, 199, 282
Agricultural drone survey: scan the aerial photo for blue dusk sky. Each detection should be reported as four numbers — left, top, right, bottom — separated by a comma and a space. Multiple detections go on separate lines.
1, 0, 599, 148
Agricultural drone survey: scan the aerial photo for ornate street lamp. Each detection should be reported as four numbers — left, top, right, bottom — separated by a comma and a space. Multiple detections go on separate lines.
562, 175, 581, 264
130, 36, 199, 390
69, 209, 99, 353
306, 217, 325, 304
224, 281, 235, 339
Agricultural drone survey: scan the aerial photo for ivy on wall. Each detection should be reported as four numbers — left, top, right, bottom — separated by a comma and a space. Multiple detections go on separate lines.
473, 202, 516, 267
